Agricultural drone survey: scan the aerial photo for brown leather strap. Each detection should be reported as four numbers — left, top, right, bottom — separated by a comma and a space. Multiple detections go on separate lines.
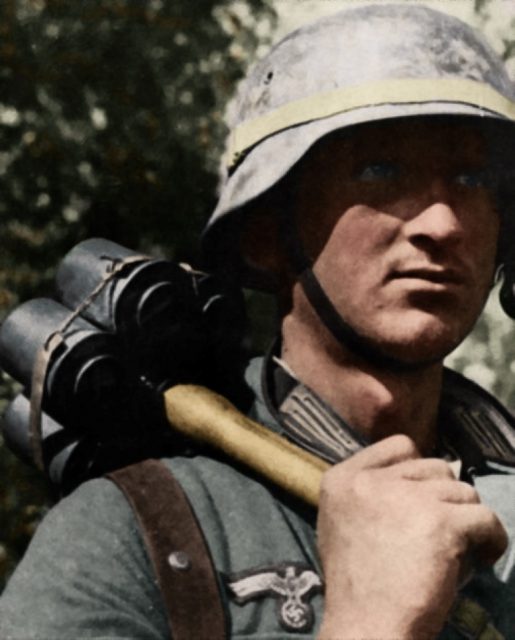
107, 459, 227, 640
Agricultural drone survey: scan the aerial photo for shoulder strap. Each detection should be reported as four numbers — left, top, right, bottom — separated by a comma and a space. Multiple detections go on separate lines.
107, 459, 227, 640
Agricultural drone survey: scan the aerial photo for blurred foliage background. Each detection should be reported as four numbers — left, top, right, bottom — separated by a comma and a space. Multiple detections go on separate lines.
0, 0, 276, 589
1, 0, 515, 592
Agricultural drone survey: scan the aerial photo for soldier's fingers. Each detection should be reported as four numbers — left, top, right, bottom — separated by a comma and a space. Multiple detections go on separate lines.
420, 479, 480, 504
457, 504, 508, 566
344, 434, 421, 471
388, 457, 456, 481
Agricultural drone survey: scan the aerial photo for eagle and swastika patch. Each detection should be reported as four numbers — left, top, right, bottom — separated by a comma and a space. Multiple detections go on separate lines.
226, 562, 323, 632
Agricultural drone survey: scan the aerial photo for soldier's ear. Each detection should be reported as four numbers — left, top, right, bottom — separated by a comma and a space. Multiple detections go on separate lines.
239, 207, 295, 285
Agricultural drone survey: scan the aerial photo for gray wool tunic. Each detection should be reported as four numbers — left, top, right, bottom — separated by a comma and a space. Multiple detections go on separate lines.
1, 359, 515, 639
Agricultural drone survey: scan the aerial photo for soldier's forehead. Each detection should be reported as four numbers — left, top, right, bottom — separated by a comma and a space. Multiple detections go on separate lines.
310, 119, 488, 160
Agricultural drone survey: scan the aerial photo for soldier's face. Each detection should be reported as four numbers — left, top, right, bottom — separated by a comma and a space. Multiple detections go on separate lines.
295, 120, 500, 364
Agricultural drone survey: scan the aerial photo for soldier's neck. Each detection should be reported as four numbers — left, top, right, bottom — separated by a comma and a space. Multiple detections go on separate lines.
280, 310, 443, 456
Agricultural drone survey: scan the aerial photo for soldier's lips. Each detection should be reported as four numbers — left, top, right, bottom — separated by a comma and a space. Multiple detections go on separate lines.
389, 268, 467, 288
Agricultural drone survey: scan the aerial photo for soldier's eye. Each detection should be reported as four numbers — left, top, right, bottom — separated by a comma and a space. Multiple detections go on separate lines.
453, 170, 488, 188
356, 161, 399, 182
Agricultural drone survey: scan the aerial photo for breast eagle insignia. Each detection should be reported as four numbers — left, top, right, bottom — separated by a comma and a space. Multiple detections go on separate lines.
226, 563, 323, 632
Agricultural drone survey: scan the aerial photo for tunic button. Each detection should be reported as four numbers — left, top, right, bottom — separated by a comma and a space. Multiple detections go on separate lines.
168, 550, 191, 571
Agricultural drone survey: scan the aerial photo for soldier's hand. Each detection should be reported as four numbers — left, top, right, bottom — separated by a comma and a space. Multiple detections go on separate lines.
316, 434, 507, 640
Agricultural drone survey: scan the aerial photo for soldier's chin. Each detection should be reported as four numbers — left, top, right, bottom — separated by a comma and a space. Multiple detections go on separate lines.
371, 331, 465, 370
362, 307, 476, 369
348, 327, 466, 371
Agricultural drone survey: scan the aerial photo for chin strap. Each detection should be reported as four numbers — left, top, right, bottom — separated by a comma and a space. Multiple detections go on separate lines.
298, 267, 423, 371
278, 199, 420, 371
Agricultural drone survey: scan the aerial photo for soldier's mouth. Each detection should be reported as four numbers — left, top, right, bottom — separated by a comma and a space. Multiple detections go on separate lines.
391, 268, 467, 285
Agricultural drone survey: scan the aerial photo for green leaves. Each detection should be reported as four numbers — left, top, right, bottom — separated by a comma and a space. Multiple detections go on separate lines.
0, 0, 275, 589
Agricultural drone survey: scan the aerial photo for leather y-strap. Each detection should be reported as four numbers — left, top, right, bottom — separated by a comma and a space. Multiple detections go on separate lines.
108, 459, 227, 640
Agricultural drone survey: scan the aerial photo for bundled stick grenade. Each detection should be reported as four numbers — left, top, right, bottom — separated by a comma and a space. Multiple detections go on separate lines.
0, 238, 248, 494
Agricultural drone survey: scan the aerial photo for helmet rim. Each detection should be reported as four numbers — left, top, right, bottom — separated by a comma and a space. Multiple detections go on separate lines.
202, 3, 515, 289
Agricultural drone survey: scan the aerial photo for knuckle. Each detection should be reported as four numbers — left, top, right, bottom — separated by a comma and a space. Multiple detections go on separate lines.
389, 433, 419, 457
319, 467, 338, 498
320, 463, 376, 506
477, 504, 499, 526
460, 483, 480, 503
437, 460, 456, 478
320, 464, 351, 500
485, 508, 506, 537
478, 508, 509, 557
423, 459, 455, 479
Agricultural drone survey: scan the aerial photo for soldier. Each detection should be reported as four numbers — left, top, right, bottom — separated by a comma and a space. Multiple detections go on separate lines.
2, 4, 515, 639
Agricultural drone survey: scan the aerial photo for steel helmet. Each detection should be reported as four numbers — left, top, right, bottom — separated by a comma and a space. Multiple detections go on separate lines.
202, 3, 515, 292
